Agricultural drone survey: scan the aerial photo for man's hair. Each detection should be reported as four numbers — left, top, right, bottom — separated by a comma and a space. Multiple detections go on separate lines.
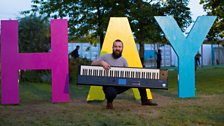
113, 39, 123, 46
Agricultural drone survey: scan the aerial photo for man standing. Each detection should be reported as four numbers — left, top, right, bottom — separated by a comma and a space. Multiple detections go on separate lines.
195, 52, 201, 70
70, 45, 80, 59
156, 49, 162, 69
92, 39, 157, 109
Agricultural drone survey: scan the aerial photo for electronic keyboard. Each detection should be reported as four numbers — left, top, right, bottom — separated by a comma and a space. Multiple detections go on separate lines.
77, 65, 168, 89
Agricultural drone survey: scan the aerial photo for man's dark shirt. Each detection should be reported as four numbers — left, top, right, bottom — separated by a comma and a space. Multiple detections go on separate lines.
71, 49, 79, 58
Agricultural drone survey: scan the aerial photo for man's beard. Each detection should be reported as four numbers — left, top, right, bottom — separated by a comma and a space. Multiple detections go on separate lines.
112, 50, 122, 59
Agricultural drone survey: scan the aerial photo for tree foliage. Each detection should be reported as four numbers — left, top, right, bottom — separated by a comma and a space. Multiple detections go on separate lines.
23, 0, 131, 45
163, 0, 192, 31
128, 0, 192, 61
18, 15, 51, 81
200, 0, 224, 42
19, 15, 50, 52
23, 0, 192, 60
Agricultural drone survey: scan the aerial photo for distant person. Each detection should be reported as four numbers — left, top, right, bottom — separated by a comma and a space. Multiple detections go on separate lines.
195, 52, 201, 70
70, 45, 80, 59
156, 49, 162, 69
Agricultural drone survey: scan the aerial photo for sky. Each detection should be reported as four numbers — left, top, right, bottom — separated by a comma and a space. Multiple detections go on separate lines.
0, 0, 31, 20
0, 0, 206, 28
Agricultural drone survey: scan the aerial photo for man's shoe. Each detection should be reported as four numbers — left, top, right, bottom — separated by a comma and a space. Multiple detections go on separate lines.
106, 103, 113, 109
142, 100, 158, 106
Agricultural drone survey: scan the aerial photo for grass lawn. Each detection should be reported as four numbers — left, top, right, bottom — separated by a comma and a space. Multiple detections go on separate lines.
0, 66, 224, 126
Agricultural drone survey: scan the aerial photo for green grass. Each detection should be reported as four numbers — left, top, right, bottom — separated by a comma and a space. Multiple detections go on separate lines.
196, 67, 224, 94
0, 66, 224, 126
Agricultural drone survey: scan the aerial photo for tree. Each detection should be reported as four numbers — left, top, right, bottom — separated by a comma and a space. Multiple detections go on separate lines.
23, 0, 131, 47
163, 0, 192, 31
128, 0, 192, 62
128, 0, 164, 63
18, 15, 51, 82
24, 0, 192, 62
200, 0, 224, 42
19, 15, 50, 52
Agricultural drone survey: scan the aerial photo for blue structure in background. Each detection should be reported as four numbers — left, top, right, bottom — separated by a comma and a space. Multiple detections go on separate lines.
144, 50, 155, 60
155, 16, 216, 98
69, 43, 157, 61
68, 43, 101, 60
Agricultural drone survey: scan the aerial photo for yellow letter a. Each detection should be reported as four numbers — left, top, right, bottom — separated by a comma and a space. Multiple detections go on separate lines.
86, 17, 152, 101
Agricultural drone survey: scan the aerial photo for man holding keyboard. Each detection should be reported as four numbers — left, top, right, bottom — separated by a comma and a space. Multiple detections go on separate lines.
92, 39, 157, 109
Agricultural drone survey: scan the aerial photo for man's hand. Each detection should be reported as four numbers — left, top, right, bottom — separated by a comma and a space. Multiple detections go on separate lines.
91, 59, 110, 71
101, 60, 111, 71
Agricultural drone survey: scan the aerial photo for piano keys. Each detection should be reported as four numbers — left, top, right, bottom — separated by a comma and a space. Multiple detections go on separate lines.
77, 65, 168, 89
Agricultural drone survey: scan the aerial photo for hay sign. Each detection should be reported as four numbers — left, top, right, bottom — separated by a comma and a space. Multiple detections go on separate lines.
1, 16, 216, 104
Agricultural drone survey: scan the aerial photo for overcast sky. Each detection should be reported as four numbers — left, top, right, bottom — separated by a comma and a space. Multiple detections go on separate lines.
0, 0, 206, 20
0, 0, 31, 20
0, 0, 206, 33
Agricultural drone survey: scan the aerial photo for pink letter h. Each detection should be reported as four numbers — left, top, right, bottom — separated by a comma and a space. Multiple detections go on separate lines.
1, 20, 70, 104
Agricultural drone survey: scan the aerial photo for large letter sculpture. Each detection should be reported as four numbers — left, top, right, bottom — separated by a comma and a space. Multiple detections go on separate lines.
1, 20, 70, 104
87, 17, 153, 101
155, 16, 216, 98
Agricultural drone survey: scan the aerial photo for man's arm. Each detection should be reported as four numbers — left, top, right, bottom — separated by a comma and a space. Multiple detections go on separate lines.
91, 59, 111, 70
